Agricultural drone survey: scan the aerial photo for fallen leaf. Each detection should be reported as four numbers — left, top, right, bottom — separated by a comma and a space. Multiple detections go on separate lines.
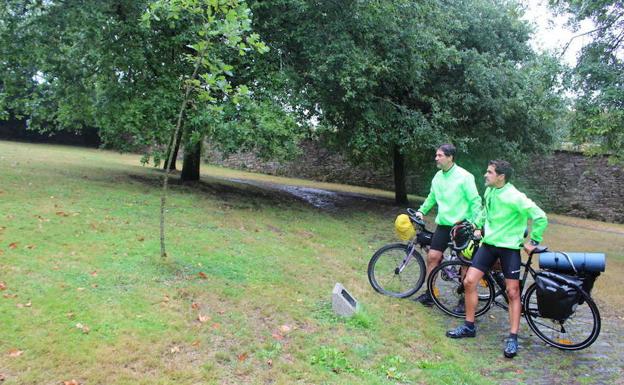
76, 287, 85, 291
137, 236, 145, 242
271, 333, 284, 341
191, 340, 201, 347
191, 302, 200, 310
90, 223, 98, 230
3, 293, 17, 298
7, 348, 22, 357
0, 249, 3, 255
237, 352, 248, 362
267, 359, 273, 367
66, 312, 75, 319
170, 346, 180, 353
63, 380, 79, 385
0, 282, 6, 291
279, 324, 292, 334
198, 314, 210, 323
198, 272, 207, 279
162, 295, 170, 303
75, 323, 90, 334
8, 243, 17, 249
91, 284, 98, 288
24, 301, 31, 307
25, 245, 35, 250
55, 211, 69, 217
211, 323, 220, 329
217, 310, 225, 315
90, 271, 98, 277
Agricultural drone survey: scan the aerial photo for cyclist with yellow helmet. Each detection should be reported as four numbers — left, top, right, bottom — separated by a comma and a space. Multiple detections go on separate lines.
413, 144, 482, 306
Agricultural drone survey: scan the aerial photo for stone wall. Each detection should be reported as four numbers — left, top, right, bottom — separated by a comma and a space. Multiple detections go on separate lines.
517, 151, 624, 223
205, 142, 624, 223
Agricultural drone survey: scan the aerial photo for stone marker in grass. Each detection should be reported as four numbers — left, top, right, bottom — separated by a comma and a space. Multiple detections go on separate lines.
332, 283, 358, 317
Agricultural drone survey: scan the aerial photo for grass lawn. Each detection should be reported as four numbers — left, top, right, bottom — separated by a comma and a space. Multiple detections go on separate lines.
0, 141, 622, 385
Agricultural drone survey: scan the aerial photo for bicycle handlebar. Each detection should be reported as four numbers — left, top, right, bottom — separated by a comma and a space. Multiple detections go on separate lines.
406, 208, 426, 229
529, 246, 548, 256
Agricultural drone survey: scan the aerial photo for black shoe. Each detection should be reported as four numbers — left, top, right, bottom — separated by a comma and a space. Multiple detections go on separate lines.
504, 338, 518, 358
453, 298, 465, 314
412, 291, 434, 307
446, 324, 476, 339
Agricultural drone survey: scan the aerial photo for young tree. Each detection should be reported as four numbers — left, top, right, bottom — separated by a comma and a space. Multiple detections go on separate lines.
1, 0, 302, 257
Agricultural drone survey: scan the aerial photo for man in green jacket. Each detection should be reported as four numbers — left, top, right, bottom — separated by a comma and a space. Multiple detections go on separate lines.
414, 144, 482, 306
446, 160, 548, 359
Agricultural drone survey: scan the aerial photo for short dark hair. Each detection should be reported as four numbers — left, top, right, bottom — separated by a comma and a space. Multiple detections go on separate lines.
488, 159, 514, 182
438, 143, 456, 160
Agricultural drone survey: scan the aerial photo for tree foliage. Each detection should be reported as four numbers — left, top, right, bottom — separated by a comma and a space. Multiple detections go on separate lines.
0, 0, 302, 168
551, 0, 624, 162
251, 0, 566, 202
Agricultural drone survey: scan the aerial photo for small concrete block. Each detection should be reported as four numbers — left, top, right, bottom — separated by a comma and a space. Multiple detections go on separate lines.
332, 283, 358, 317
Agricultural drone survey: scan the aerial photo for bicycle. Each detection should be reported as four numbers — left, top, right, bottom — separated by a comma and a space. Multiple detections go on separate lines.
427, 246, 602, 350
367, 208, 431, 298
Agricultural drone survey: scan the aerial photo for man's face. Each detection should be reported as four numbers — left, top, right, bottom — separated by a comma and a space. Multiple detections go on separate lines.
484, 165, 505, 187
435, 149, 453, 170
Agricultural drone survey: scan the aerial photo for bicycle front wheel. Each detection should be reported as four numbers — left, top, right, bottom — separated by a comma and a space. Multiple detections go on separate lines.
523, 283, 601, 350
427, 260, 495, 318
367, 243, 426, 298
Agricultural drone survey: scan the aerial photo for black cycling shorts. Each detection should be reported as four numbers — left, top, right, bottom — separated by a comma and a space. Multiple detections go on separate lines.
430, 225, 452, 252
471, 243, 521, 280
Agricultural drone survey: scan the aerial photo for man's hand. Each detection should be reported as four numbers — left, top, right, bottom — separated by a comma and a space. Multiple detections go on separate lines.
523, 242, 536, 255
473, 229, 482, 240
415, 211, 424, 221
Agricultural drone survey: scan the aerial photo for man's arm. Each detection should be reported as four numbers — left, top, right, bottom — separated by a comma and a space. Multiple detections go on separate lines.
520, 194, 548, 243
418, 178, 437, 216
463, 174, 482, 224
473, 188, 489, 229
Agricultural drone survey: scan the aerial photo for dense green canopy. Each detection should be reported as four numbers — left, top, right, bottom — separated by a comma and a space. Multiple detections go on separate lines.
551, 0, 623, 162
251, 0, 567, 202
0, 0, 302, 174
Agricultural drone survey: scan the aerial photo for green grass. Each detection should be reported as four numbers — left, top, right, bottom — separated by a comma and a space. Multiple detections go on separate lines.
0, 141, 622, 385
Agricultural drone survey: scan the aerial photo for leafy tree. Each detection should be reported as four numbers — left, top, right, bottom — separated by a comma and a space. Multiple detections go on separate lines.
551, 0, 623, 162
251, 0, 565, 203
1, 0, 303, 256
0, 1, 301, 174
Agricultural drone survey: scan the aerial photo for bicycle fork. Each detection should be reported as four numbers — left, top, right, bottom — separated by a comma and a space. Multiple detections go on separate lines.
396, 243, 416, 274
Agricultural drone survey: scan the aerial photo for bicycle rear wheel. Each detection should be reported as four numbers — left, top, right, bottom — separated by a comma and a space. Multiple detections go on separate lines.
367, 243, 426, 298
524, 283, 601, 350
427, 260, 494, 318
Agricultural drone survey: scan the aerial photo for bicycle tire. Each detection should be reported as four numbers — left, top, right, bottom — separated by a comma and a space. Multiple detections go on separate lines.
367, 243, 426, 298
427, 260, 495, 318
523, 282, 601, 350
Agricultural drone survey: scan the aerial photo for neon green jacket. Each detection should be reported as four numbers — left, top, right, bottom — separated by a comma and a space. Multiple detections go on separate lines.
476, 183, 548, 249
418, 164, 482, 226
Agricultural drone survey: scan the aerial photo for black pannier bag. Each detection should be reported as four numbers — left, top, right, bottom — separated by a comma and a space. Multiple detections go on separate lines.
535, 271, 583, 321
417, 230, 433, 247
579, 271, 600, 295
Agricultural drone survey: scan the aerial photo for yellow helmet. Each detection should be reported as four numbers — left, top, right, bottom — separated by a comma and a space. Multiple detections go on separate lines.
461, 240, 476, 260
395, 214, 416, 241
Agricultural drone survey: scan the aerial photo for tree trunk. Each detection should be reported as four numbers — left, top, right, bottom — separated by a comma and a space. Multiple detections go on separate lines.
163, 127, 183, 171
181, 140, 201, 181
393, 145, 408, 205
